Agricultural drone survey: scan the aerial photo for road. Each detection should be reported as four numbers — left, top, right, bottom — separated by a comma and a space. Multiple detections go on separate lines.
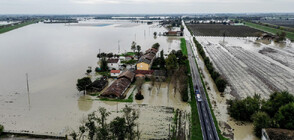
183, 20, 220, 140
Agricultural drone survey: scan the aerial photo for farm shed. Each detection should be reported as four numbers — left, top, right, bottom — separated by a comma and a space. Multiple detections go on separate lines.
101, 70, 135, 98
110, 70, 121, 77
88, 77, 108, 92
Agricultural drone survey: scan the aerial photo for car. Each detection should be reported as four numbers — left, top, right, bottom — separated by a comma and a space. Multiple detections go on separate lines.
195, 85, 202, 102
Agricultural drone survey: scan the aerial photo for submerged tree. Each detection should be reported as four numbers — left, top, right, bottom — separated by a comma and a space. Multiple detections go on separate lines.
71, 106, 140, 140
131, 41, 136, 53
152, 43, 160, 50
76, 77, 92, 93
100, 57, 108, 72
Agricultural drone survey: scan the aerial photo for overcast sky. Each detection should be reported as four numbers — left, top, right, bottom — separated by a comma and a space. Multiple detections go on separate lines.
0, 0, 293, 14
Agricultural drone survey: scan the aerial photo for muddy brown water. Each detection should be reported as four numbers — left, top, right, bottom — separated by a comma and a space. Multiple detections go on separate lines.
0, 20, 184, 139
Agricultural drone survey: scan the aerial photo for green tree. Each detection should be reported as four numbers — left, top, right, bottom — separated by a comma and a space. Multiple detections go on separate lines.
123, 105, 139, 140
252, 112, 271, 137
131, 41, 136, 53
0, 124, 3, 135
165, 54, 178, 76
152, 43, 160, 50
180, 25, 184, 32
76, 77, 92, 93
110, 117, 127, 140
100, 57, 108, 72
275, 102, 294, 129
160, 50, 165, 69
96, 107, 111, 140
136, 45, 141, 58
261, 91, 294, 117
215, 77, 227, 92
228, 94, 261, 121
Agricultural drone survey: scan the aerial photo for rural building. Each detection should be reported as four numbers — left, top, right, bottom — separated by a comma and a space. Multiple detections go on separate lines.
262, 128, 294, 140
110, 70, 121, 77
125, 56, 134, 61
100, 70, 135, 99
107, 58, 120, 70
88, 77, 108, 92
136, 48, 158, 70
163, 31, 183, 36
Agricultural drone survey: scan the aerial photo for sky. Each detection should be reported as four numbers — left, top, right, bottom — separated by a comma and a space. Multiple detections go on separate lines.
0, 0, 294, 14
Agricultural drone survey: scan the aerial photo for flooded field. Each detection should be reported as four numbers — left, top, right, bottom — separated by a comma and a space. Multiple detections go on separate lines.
0, 20, 183, 138
197, 37, 294, 99
190, 36, 294, 140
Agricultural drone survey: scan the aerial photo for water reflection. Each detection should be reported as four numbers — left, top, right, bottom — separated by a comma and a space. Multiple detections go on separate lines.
77, 95, 93, 111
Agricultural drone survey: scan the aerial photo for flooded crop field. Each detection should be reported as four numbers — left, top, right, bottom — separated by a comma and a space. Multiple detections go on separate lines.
196, 37, 294, 99
0, 19, 184, 139
187, 24, 263, 37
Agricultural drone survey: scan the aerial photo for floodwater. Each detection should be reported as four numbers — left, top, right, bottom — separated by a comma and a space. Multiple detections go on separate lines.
189, 37, 259, 140
0, 20, 181, 138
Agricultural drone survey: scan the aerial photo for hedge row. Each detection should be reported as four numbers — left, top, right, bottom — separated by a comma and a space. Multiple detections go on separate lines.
193, 37, 227, 92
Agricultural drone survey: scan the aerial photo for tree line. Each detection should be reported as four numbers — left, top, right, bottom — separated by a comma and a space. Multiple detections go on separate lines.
70, 106, 140, 140
193, 37, 227, 92
227, 91, 294, 137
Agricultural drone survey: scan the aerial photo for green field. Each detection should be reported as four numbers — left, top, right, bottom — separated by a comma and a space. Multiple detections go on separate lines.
180, 38, 188, 56
0, 20, 37, 34
244, 21, 294, 41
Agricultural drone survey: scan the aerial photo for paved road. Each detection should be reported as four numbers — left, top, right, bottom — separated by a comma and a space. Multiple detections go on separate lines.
183, 20, 220, 140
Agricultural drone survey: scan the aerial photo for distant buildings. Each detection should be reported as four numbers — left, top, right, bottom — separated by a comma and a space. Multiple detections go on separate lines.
100, 70, 135, 99
136, 48, 158, 70
163, 31, 183, 36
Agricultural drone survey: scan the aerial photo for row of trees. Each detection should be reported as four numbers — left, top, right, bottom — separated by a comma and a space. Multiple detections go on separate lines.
193, 37, 227, 92
70, 106, 140, 140
131, 41, 141, 58
165, 50, 189, 102
97, 53, 119, 59
228, 91, 294, 137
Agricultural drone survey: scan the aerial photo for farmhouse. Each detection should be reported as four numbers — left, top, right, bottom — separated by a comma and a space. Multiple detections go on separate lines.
100, 70, 135, 99
110, 70, 121, 77
136, 48, 158, 70
163, 31, 183, 36
107, 58, 120, 70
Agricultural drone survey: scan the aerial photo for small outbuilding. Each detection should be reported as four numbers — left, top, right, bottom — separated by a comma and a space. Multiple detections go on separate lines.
110, 70, 121, 77
88, 77, 108, 92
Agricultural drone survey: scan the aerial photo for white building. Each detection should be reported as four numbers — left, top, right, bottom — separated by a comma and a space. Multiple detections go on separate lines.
110, 70, 121, 77
107, 58, 120, 70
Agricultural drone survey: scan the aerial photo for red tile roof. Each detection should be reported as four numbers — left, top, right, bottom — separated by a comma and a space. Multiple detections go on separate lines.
110, 70, 121, 73
107, 59, 119, 63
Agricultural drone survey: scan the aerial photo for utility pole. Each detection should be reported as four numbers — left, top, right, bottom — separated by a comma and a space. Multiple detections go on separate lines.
118, 40, 120, 54
26, 73, 31, 110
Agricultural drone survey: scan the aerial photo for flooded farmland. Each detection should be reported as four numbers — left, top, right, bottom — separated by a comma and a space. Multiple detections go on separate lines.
0, 20, 183, 139
197, 37, 294, 99
194, 36, 294, 140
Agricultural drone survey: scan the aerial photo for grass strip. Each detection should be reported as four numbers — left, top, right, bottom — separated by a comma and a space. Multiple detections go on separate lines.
0, 20, 37, 34
244, 21, 294, 41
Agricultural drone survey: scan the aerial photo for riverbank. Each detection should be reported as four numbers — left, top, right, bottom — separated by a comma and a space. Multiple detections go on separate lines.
0, 20, 38, 34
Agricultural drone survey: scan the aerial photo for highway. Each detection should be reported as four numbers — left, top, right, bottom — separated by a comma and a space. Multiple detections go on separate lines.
183, 20, 220, 140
